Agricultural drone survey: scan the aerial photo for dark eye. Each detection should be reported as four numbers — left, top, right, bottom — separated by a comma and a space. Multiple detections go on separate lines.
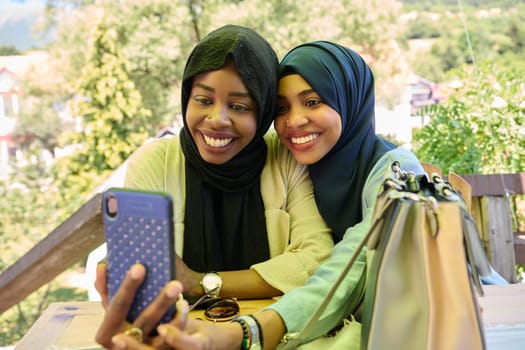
194, 96, 212, 106
276, 104, 289, 115
231, 103, 251, 112
305, 98, 322, 107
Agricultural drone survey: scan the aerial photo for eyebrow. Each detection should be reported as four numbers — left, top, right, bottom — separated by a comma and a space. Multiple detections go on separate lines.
194, 83, 251, 98
277, 89, 316, 99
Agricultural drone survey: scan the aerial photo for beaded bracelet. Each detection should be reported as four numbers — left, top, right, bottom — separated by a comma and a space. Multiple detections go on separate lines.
231, 315, 262, 350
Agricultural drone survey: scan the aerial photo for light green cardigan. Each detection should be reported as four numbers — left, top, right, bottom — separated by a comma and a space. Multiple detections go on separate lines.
123, 129, 333, 293
268, 147, 424, 342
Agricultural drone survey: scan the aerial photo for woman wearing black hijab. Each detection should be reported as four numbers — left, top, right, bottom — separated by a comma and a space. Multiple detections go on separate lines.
95, 26, 332, 313
106, 41, 424, 350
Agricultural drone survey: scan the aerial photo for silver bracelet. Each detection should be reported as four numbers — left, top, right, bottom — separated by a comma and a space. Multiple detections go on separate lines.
232, 315, 262, 350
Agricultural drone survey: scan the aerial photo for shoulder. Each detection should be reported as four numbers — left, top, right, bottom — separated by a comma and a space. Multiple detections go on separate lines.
126, 134, 183, 175
362, 146, 424, 207
263, 128, 298, 165
370, 147, 423, 178
130, 135, 180, 161
263, 129, 285, 152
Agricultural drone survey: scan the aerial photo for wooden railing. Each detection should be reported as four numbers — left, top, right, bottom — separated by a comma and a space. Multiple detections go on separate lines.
0, 194, 103, 314
461, 173, 525, 283
0, 173, 524, 315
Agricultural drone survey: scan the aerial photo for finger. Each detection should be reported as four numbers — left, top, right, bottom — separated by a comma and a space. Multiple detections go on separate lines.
173, 293, 189, 330
95, 264, 146, 348
133, 281, 183, 335
95, 261, 109, 308
158, 324, 209, 350
112, 334, 154, 350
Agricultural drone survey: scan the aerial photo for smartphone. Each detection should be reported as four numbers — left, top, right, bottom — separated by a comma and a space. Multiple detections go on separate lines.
102, 187, 176, 325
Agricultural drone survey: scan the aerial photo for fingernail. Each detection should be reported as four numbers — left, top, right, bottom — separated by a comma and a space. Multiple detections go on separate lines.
112, 336, 126, 349
129, 264, 144, 280
166, 282, 179, 298
157, 324, 167, 336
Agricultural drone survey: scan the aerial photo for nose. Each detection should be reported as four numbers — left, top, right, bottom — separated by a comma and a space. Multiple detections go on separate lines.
207, 104, 231, 125
286, 106, 308, 128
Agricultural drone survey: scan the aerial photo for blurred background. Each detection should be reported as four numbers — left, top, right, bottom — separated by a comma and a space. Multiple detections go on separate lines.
0, 0, 523, 346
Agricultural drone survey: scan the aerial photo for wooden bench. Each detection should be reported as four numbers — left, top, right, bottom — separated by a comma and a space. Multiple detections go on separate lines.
422, 164, 525, 283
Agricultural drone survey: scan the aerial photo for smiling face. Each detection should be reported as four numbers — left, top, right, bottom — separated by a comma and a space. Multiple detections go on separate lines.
275, 74, 342, 165
185, 61, 258, 164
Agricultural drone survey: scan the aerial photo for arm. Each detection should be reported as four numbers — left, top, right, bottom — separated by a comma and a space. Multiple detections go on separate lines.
251, 131, 334, 293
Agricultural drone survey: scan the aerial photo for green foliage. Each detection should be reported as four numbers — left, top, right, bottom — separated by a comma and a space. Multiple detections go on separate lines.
403, 16, 442, 40
0, 155, 82, 346
105, 0, 194, 128
517, 264, 525, 283
0, 45, 20, 55
57, 17, 152, 197
413, 60, 525, 174
407, 3, 525, 81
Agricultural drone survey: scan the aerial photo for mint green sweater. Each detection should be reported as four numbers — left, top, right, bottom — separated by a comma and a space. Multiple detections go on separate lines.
268, 147, 424, 342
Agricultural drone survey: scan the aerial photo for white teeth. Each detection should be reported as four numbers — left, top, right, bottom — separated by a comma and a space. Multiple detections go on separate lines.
203, 134, 233, 147
290, 134, 319, 145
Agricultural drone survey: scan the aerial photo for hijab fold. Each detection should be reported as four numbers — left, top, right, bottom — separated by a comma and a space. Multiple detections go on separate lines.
280, 41, 395, 242
180, 25, 278, 271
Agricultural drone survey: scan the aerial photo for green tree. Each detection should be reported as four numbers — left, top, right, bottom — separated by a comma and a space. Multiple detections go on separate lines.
0, 45, 20, 55
55, 16, 151, 202
413, 60, 525, 174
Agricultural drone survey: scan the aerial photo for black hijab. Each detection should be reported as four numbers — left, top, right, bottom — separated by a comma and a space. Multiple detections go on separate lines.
180, 25, 278, 272
279, 41, 395, 242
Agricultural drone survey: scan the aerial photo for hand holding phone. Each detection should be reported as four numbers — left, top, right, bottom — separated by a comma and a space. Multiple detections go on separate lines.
102, 188, 176, 324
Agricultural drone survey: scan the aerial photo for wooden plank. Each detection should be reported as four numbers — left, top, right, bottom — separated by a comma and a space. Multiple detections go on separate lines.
14, 302, 104, 350
515, 233, 525, 265
481, 196, 517, 283
460, 173, 525, 197
448, 171, 472, 213
477, 284, 525, 327
421, 162, 442, 177
0, 193, 104, 314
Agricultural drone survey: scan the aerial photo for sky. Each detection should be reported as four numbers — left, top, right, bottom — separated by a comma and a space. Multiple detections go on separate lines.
0, 0, 53, 51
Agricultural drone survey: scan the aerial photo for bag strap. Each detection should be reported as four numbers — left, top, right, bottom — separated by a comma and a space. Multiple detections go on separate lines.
281, 221, 376, 345
281, 163, 400, 349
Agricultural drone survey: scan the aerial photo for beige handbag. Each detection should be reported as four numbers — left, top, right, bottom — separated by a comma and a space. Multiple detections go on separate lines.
278, 162, 489, 350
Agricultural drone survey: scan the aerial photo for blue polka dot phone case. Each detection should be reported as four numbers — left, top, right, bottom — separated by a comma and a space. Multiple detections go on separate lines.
103, 188, 176, 325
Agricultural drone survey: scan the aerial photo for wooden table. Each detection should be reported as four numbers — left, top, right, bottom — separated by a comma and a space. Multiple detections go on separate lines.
14, 299, 275, 350
15, 284, 525, 350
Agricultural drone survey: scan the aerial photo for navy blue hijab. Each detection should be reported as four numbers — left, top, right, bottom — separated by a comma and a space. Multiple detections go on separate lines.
279, 41, 395, 242
180, 25, 278, 271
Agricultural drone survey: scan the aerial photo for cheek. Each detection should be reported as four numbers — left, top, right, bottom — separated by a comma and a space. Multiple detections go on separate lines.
185, 104, 198, 126
274, 118, 286, 136
238, 115, 258, 140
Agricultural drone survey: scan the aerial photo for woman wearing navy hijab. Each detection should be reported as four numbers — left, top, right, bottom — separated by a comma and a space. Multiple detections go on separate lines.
107, 41, 423, 349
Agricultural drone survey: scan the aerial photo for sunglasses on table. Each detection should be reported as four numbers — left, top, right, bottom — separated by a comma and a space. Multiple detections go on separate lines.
188, 287, 240, 322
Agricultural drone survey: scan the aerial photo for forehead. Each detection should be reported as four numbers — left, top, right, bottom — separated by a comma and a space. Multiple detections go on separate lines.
192, 61, 246, 89
278, 74, 314, 96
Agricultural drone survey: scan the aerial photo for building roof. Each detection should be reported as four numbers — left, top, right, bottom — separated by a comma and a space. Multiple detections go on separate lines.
0, 51, 48, 77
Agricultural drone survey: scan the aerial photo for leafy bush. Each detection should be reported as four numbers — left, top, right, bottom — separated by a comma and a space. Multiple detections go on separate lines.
412, 60, 525, 175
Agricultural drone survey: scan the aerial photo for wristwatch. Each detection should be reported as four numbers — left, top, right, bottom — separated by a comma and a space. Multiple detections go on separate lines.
200, 272, 222, 297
